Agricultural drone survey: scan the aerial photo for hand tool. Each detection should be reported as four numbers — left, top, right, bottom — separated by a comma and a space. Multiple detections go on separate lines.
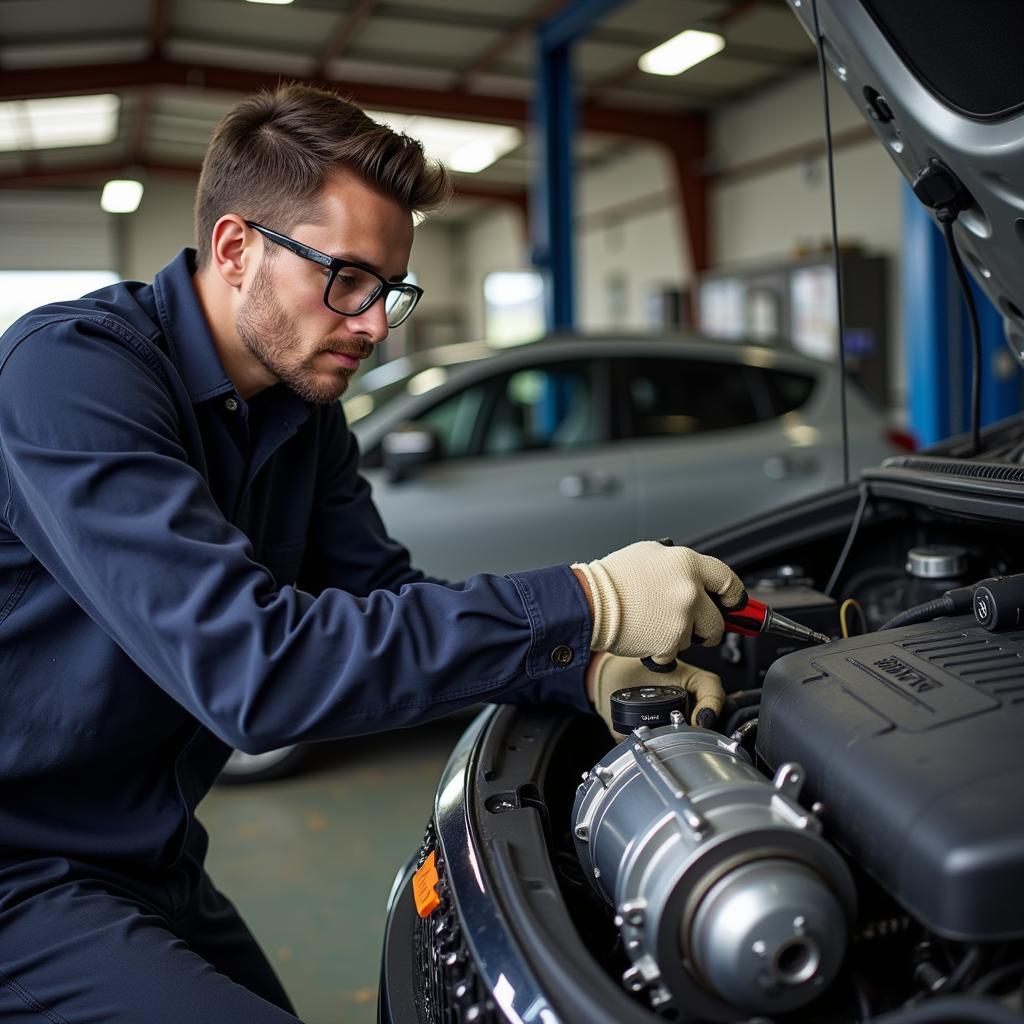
639, 540, 831, 678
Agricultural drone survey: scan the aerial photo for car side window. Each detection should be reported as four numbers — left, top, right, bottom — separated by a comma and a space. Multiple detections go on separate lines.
620, 357, 761, 439
475, 363, 601, 456
756, 367, 816, 416
418, 382, 489, 458
413, 361, 601, 461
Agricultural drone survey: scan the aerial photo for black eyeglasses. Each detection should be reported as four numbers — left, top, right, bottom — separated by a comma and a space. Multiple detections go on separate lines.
245, 221, 424, 328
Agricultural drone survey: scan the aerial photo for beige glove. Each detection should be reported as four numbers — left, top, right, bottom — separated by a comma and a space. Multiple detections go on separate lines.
572, 541, 744, 662
589, 652, 725, 739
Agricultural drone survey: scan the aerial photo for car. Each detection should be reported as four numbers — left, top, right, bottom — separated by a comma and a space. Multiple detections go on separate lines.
346, 334, 909, 580
377, 3, 1024, 1023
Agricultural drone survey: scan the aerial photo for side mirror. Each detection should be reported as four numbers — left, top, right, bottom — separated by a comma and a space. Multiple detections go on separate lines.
382, 423, 441, 483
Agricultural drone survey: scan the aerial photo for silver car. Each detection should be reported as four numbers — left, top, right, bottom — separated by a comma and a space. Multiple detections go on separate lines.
345, 334, 908, 580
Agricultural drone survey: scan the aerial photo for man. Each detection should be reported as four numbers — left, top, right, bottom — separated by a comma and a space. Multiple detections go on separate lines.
0, 84, 740, 1022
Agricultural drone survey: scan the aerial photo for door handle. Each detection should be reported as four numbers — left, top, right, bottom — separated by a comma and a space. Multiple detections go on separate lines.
763, 454, 820, 479
560, 471, 618, 498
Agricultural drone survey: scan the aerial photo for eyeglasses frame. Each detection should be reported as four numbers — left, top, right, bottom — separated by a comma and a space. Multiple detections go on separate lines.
244, 221, 424, 327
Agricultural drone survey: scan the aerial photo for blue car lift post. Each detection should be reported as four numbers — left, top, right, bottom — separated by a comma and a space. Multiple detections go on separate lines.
902, 182, 1022, 447
532, 0, 627, 334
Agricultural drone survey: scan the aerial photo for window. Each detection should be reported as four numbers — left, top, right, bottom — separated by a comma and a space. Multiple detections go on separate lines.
0, 271, 119, 334
757, 368, 816, 416
619, 357, 761, 440
415, 360, 602, 460
483, 271, 544, 346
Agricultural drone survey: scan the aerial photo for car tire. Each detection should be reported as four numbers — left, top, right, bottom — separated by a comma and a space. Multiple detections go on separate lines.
217, 744, 308, 784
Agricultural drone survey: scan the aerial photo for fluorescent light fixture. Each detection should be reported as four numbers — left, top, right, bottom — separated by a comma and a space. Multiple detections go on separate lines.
0, 94, 119, 152
368, 110, 521, 174
101, 179, 144, 214
245, 0, 294, 4
638, 29, 725, 76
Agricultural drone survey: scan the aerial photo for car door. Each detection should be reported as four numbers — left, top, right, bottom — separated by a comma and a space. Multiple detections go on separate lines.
613, 355, 833, 543
363, 356, 640, 580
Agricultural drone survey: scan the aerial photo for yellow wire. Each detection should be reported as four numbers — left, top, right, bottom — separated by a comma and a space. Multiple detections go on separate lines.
839, 598, 865, 639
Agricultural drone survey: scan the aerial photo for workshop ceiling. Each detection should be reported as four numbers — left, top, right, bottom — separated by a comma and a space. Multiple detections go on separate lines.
0, 0, 815, 219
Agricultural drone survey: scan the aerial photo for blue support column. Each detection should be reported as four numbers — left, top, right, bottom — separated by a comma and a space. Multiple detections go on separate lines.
902, 182, 1023, 446
902, 184, 953, 446
532, 41, 575, 331
532, 0, 628, 333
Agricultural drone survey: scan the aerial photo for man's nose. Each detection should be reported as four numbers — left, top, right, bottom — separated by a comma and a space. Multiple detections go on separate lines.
346, 295, 390, 343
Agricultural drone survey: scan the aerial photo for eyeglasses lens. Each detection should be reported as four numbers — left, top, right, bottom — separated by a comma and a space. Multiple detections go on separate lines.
327, 268, 418, 327
384, 289, 417, 327
327, 266, 380, 316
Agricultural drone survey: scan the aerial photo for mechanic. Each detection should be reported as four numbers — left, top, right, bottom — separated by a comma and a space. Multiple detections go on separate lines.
0, 84, 741, 1023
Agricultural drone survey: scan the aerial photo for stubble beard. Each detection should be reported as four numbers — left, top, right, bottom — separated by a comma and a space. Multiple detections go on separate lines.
235, 259, 358, 404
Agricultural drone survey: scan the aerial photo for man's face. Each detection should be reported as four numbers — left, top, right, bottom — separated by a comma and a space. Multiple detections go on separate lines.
235, 173, 414, 404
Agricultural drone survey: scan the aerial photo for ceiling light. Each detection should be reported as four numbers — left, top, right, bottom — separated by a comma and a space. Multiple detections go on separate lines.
0, 94, 119, 152
245, 0, 294, 4
369, 111, 521, 174
638, 29, 725, 76
101, 179, 144, 214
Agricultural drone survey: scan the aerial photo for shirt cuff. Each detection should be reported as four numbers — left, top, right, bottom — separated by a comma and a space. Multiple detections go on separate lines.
505, 563, 593, 712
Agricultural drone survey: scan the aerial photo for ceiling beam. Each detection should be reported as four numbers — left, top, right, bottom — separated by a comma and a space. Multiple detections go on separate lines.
312, 0, 378, 79
453, 0, 567, 89
0, 58, 704, 143
149, 0, 170, 58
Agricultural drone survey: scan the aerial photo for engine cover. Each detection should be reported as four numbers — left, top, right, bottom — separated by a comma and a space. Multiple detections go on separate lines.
757, 615, 1024, 941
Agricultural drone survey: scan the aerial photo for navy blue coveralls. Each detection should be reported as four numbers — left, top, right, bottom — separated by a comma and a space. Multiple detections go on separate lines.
0, 249, 592, 1022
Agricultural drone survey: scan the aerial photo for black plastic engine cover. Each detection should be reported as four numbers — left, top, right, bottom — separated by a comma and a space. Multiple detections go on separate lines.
757, 615, 1024, 941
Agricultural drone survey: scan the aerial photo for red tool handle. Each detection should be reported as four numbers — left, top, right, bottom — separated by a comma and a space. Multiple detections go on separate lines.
716, 591, 768, 638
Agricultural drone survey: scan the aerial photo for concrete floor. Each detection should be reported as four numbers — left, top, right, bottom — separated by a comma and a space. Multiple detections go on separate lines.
198, 713, 472, 1024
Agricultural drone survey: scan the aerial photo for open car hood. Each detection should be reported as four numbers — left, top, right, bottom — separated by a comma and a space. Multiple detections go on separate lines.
788, 0, 1024, 368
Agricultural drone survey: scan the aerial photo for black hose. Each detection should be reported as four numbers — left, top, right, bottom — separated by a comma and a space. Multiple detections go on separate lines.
881, 582, 981, 631
723, 689, 763, 710
825, 484, 871, 598
722, 705, 759, 736
870, 996, 1024, 1024
932, 946, 982, 995
970, 961, 1024, 997
881, 596, 953, 631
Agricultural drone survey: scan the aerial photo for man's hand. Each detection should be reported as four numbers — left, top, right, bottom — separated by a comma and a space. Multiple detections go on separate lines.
586, 652, 725, 739
572, 541, 743, 661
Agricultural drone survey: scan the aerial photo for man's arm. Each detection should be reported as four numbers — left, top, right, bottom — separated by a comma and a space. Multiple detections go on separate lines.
0, 318, 593, 752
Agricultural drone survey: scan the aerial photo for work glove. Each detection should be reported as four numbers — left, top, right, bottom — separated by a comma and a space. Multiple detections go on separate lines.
572, 541, 744, 663
589, 653, 725, 740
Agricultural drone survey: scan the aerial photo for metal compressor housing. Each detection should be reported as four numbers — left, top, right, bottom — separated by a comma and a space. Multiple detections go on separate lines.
572, 721, 856, 1020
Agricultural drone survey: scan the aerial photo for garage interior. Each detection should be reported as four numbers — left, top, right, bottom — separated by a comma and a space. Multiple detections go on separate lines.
3, 2, 1024, 1023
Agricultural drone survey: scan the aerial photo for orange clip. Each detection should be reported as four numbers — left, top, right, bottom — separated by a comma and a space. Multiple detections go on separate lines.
412, 850, 441, 918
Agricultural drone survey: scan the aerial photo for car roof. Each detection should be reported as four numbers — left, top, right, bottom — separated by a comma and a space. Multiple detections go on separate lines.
349, 333, 831, 400
788, 0, 1024, 370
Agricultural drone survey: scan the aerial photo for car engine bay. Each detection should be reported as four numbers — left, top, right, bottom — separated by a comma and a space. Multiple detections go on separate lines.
413, 477, 1024, 1024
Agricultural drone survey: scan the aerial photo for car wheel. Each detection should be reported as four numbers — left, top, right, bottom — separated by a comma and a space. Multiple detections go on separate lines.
217, 745, 308, 784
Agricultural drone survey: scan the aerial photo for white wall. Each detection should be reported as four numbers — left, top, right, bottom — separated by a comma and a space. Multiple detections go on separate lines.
460, 204, 527, 340
709, 70, 906, 405
120, 174, 199, 282
577, 145, 687, 332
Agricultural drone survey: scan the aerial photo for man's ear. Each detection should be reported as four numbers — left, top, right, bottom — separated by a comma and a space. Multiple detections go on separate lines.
208, 215, 253, 290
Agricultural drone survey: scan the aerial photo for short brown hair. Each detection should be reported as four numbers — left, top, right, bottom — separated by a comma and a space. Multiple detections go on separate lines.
194, 84, 452, 267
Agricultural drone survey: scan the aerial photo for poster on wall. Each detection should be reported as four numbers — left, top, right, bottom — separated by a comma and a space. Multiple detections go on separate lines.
697, 277, 746, 339
790, 265, 837, 360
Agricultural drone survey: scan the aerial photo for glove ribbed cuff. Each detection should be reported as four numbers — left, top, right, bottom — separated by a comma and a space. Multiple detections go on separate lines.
572, 560, 620, 651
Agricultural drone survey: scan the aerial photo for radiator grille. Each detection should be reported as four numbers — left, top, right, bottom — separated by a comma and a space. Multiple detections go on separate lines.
414, 819, 500, 1024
